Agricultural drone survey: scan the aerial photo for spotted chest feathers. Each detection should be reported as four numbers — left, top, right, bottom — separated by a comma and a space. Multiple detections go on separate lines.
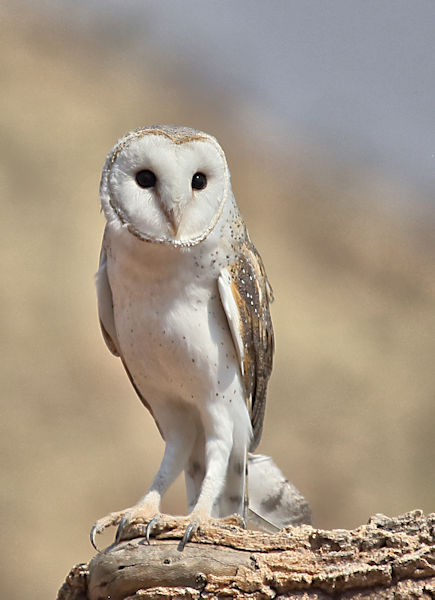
105, 228, 243, 408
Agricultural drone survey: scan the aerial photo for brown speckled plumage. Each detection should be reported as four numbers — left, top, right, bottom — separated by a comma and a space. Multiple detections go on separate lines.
225, 234, 274, 450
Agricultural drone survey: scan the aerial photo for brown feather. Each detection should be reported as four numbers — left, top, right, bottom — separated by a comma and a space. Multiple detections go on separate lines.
226, 234, 274, 450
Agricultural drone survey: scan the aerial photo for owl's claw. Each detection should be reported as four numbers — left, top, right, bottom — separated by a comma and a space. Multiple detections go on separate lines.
179, 519, 199, 550
115, 515, 128, 544
146, 516, 160, 544
90, 524, 99, 552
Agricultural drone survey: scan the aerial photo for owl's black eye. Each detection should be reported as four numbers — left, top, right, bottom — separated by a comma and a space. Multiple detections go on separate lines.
135, 169, 156, 188
191, 172, 207, 190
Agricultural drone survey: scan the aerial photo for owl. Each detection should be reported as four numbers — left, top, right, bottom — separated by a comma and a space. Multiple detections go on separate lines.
91, 125, 275, 549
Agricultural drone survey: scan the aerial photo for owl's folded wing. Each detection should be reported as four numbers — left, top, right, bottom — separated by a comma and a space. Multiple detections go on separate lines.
218, 240, 274, 450
96, 245, 120, 357
96, 241, 160, 431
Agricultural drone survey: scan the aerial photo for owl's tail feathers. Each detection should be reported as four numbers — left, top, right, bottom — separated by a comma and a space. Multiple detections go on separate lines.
247, 453, 312, 532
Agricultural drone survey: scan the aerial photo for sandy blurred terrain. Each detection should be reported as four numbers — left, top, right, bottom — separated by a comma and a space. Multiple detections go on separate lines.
1, 8, 434, 599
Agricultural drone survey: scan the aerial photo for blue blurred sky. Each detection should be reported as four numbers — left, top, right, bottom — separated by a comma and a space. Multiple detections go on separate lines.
37, 0, 435, 199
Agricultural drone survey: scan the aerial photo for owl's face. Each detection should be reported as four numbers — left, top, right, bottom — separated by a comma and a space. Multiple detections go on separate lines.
100, 126, 230, 247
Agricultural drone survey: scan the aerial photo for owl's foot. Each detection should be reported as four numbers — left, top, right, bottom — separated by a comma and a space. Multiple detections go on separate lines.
90, 505, 160, 551
90, 510, 245, 551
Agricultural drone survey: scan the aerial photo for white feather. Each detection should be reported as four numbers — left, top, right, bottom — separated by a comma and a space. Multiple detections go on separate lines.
218, 268, 245, 376
96, 246, 120, 356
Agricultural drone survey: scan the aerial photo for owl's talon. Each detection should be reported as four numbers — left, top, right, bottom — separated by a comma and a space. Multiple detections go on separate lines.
146, 516, 160, 544
90, 524, 100, 552
179, 520, 199, 550
115, 515, 129, 544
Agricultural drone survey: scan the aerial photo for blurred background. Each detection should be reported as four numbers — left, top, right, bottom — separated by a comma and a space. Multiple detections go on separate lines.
1, 1, 434, 598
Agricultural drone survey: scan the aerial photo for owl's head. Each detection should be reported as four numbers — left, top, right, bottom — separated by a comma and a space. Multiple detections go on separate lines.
100, 125, 231, 247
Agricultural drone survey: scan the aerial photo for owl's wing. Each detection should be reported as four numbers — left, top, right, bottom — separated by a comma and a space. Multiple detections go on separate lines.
96, 240, 161, 435
218, 238, 274, 450
96, 245, 120, 357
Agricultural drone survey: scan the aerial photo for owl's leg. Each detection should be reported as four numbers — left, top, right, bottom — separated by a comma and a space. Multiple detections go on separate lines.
213, 445, 247, 521
90, 408, 196, 549
180, 403, 243, 548
212, 394, 251, 522
185, 430, 205, 513
114, 429, 196, 544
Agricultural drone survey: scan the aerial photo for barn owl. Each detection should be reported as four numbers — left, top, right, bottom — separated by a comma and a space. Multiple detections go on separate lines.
91, 125, 275, 549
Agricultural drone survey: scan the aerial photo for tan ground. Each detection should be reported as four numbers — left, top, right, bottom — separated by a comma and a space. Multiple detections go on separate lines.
1, 7, 434, 600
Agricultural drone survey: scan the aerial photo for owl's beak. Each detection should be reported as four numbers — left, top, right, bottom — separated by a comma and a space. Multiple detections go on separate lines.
164, 205, 183, 235
158, 188, 185, 236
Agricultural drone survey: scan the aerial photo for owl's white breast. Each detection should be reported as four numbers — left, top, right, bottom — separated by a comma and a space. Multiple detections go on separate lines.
104, 224, 243, 415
